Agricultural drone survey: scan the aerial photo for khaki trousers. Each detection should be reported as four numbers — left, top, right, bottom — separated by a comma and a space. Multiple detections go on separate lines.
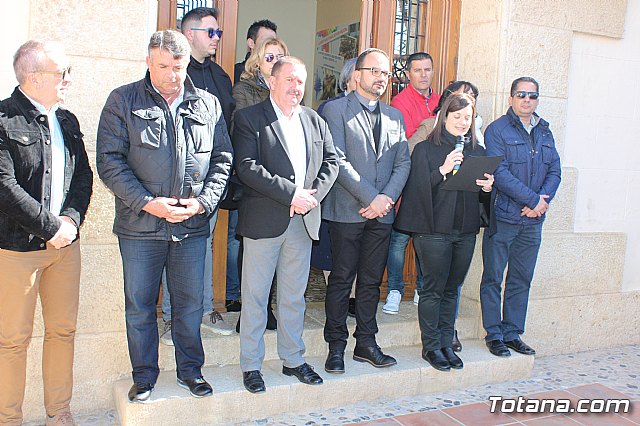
0, 241, 81, 424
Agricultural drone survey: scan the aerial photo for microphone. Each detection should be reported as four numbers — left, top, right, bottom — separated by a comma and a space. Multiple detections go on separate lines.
453, 135, 464, 175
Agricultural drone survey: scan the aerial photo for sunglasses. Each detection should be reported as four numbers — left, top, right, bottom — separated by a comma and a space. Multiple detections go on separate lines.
264, 53, 285, 63
357, 67, 392, 79
190, 27, 223, 39
38, 66, 72, 80
514, 91, 539, 100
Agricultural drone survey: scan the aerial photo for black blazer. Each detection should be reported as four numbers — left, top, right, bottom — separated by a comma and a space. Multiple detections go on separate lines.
233, 99, 339, 240
394, 137, 490, 235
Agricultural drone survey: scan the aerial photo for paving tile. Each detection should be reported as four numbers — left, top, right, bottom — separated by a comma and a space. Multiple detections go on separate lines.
565, 383, 634, 401
351, 418, 401, 425
520, 414, 580, 425
443, 402, 520, 425
489, 390, 580, 421
394, 411, 463, 425
567, 411, 637, 426
616, 400, 640, 424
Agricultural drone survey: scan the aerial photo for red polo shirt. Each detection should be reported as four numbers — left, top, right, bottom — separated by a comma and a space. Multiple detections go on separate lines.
391, 84, 441, 138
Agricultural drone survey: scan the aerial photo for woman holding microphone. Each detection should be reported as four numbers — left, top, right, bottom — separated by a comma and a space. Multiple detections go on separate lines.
394, 93, 493, 371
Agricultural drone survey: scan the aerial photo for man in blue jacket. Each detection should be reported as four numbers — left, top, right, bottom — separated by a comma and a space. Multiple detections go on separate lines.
480, 77, 561, 358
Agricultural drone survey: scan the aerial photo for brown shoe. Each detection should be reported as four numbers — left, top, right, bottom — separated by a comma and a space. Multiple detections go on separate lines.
46, 412, 76, 426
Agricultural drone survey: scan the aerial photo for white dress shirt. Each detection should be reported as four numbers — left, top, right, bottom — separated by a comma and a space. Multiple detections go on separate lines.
270, 97, 307, 187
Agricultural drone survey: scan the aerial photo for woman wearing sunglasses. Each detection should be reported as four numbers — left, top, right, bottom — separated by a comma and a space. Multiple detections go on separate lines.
394, 93, 493, 372
231, 37, 289, 126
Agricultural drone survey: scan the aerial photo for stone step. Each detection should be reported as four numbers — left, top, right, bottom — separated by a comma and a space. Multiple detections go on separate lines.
158, 302, 479, 370
114, 340, 534, 425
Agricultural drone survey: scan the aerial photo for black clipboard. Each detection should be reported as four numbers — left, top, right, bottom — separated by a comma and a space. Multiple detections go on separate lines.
441, 155, 503, 192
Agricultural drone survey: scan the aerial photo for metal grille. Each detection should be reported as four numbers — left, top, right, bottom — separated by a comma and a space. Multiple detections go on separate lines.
176, 0, 218, 29
392, 0, 428, 97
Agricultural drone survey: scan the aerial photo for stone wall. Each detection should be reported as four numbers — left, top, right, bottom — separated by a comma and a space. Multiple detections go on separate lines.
457, 0, 640, 354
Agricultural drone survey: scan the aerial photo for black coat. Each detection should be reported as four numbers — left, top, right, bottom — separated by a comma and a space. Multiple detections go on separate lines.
233, 99, 339, 240
0, 88, 93, 251
187, 56, 235, 132
394, 133, 490, 236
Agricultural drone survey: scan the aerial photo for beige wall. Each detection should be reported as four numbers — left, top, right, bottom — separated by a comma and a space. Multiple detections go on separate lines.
316, 0, 361, 31
235, 0, 317, 103
0, 0, 157, 420
564, 0, 640, 292
457, 0, 639, 354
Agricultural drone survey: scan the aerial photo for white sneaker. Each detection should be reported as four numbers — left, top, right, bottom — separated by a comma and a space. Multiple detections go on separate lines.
160, 320, 174, 346
201, 310, 234, 336
382, 290, 401, 314
46, 412, 76, 426
413, 289, 419, 305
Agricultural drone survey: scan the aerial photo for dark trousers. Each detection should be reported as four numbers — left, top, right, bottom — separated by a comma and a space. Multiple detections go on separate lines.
118, 236, 206, 384
324, 219, 392, 351
413, 231, 476, 351
480, 221, 542, 342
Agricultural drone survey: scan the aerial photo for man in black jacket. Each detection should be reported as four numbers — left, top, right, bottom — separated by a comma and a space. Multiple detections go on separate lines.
233, 19, 277, 84
97, 30, 232, 402
0, 40, 93, 425
152, 6, 236, 341
233, 57, 338, 393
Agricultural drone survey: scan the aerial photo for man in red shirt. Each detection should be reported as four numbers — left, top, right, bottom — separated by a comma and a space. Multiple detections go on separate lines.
391, 52, 440, 138
383, 52, 440, 316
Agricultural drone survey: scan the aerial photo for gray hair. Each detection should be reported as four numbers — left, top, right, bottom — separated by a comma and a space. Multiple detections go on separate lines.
148, 30, 191, 59
271, 56, 306, 77
338, 58, 357, 92
13, 40, 65, 84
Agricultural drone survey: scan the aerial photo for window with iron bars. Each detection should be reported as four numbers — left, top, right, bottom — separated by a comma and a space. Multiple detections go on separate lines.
392, 0, 428, 97
177, 0, 218, 29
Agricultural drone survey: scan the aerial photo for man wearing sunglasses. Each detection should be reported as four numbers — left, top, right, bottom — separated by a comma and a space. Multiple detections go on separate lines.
0, 40, 93, 425
480, 76, 561, 358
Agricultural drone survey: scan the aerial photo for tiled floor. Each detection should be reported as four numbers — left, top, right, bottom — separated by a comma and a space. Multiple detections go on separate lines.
351, 384, 638, 425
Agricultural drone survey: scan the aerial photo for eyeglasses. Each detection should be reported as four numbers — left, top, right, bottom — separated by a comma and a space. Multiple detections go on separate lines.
190, 27, 223, 39
37, 66, 72, 80
264, 53, 285, 63
357, 67, 392, 79
514, 91, 539, 100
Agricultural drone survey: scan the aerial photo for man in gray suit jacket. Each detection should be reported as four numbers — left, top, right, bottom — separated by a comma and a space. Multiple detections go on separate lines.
321, 48, 411, 373
233, 57, 339, 393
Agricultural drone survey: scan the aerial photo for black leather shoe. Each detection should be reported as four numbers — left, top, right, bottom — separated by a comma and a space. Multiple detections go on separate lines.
177, 376, 213, 398
486, 340, 511, 357
242, 370, 266, 393
504, 338, 536, 355
353, 345, 397, 368
266, 307, 277, 330
442, 347, 463, 369
422, 349, 450, 371
283, 363, 323, 385
325, 350, 345, 374
347, 297, 356, 318
127, 382, 153, 402
225, 299, 241, 312
452, 330, 462, 352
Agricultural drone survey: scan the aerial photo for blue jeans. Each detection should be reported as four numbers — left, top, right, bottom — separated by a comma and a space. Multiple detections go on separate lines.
413, 231, 476, 351
226, 210, 241, 300
386, 229, 424, 296
162, 212, 217, 321
480, 221, 543, 342
119, 235, 206, 384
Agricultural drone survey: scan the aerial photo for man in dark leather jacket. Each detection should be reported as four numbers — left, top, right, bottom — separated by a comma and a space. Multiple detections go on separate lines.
480, 77, 561, 359
0, 40, 93, 425
96, 30, 232, 402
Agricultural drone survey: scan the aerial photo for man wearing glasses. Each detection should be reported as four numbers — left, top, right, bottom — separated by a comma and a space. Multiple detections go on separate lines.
97, 30, 232, 402
480, 76, 561, 358
0, 40, 93, 425
321, 48, 410, 373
